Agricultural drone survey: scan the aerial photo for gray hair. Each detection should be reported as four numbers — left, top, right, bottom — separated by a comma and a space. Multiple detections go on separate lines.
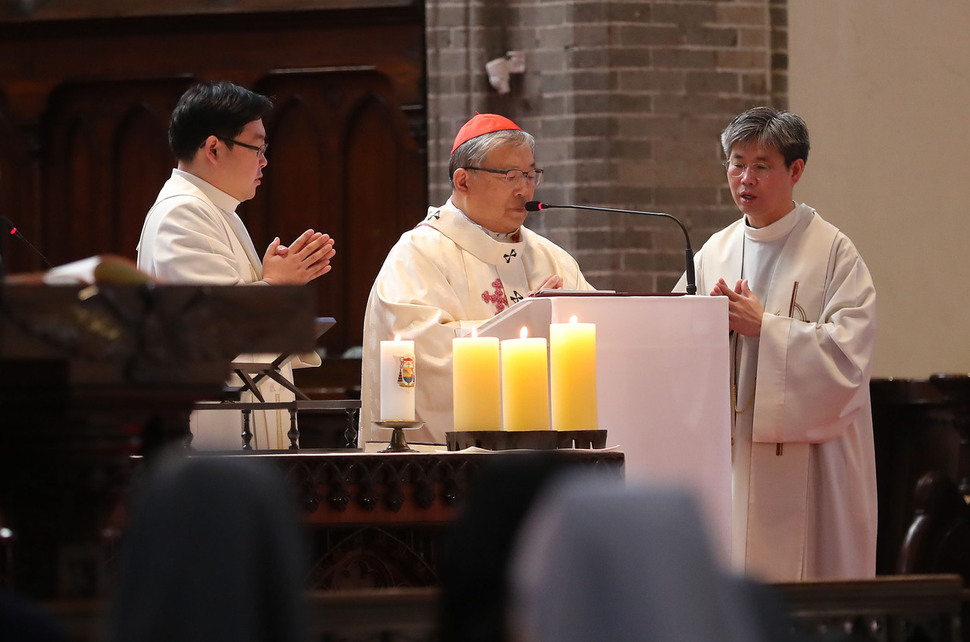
720, 107, 810, 167
449, 129, 536, 184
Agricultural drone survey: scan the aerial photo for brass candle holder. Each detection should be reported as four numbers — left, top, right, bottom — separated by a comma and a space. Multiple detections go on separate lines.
374, 420, 425, 453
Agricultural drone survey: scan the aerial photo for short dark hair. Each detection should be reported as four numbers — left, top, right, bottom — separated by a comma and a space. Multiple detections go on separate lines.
720, 106, 810, 167
168, 81, 273, 162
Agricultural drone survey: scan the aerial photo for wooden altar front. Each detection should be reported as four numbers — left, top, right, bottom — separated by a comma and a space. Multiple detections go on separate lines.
216, 449, 625, 590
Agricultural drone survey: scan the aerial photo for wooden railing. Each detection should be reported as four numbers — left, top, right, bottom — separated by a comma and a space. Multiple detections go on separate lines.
775, 574, 964, 642
37, 575, 966, 642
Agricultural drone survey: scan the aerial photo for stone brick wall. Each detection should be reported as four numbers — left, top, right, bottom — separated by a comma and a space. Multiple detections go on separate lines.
426, 0, 788, 291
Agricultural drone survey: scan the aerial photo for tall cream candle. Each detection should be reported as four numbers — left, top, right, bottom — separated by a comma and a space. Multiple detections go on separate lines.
380, 334, 415, 421
452, 328, 501, 431
501, 326, 550, 431
550, 315, 598, 431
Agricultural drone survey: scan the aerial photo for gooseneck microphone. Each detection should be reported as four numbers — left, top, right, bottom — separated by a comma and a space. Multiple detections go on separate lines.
1, 215, 54, 269
525, 201, 697, 295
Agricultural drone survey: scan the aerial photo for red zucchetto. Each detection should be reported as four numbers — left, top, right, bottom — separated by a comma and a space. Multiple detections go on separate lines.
450, 113, 522, 154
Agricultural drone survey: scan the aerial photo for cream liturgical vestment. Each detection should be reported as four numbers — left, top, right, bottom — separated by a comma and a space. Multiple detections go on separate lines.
361, 199, 593, 445
137, 169, 319, 450
678, 203, 877, 581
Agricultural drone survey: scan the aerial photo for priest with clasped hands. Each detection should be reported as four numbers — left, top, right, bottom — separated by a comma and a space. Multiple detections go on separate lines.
137, 81, 336, 450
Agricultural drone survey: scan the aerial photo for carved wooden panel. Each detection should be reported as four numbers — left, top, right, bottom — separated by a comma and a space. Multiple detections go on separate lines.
251, 69, 425, 353
42, 80, 187, 265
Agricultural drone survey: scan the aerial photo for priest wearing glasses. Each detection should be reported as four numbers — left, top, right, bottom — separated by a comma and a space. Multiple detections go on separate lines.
137, 81, 336, 450
676, 107, 877, 581
360, 114, 594, 447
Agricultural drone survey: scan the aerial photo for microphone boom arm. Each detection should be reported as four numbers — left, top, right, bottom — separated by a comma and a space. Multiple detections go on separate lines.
530, 202, 697, 295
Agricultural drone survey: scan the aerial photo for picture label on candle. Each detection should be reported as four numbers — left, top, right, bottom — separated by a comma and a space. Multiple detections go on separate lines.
381, 335, 416, 421
397, 356, 416, 388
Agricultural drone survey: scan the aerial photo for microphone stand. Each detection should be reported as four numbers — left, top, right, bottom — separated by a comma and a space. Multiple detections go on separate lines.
528, 202, 697, 295
1, 215, 53, 271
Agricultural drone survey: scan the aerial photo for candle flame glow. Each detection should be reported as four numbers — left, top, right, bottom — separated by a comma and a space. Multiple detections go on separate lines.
471, 326, 478, 339
394, 334, 401, 341
569, 315, 579, 324
519, 326, 529, 339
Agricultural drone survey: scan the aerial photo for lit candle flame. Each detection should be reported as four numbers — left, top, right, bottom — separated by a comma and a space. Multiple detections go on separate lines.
394, 334, 401, 341
519, 326, 529, 339
569, 315, 579, 324
471, 326, 478, 339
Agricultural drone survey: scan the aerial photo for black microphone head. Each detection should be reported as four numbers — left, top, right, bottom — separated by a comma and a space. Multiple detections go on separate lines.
525, 201, 543, 212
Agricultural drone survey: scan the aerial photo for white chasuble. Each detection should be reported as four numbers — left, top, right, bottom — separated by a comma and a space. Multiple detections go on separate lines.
360, 199, 593, 445
681, 203, 877, 580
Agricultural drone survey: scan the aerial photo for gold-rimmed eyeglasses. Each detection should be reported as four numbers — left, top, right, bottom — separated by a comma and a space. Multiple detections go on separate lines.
465, 167, 543, 186
723, 160, 771, 179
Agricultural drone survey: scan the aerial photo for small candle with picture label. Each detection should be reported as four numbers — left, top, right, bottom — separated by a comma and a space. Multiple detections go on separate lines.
380, 334, 415, 421
501, 326, 550, 431
550, 315, 597, 431
452, 327, 501, 431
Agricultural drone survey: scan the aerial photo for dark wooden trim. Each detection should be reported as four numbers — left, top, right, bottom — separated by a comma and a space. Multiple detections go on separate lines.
38, 576, 969, 642
0, 0, 421, 23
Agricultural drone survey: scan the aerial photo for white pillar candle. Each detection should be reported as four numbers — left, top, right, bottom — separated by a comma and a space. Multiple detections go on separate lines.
380, 335, 415, 421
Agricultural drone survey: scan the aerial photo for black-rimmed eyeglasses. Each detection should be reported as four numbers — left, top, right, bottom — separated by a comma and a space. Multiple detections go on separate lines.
465, 167, 543, 186
216, 136, 268, 157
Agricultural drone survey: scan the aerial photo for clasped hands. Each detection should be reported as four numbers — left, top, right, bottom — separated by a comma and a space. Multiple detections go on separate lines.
261, 229, 336, 285
711, 278, 763, 337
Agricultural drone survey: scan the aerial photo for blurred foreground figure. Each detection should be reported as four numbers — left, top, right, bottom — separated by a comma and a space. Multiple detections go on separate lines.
439, 452, 575, 642
509, 474, 797, 642
107, 453, 308, 642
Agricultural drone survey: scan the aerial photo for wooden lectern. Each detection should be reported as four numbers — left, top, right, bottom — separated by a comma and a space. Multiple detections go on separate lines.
475, 294, 733, 561
0, 282, 317, 598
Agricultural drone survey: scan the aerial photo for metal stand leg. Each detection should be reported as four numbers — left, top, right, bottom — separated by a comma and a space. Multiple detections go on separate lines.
342, 408, 360, 449
287, 407, 300, 450
241, 409, 253, 450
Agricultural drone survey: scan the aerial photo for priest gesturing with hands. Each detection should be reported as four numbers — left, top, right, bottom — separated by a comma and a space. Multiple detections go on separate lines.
710, 277, 765, 337
677, 107, 877, 581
